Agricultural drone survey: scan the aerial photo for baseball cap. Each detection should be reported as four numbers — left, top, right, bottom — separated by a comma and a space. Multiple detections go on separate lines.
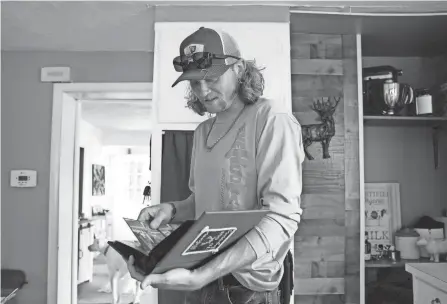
172, 27, 241, 87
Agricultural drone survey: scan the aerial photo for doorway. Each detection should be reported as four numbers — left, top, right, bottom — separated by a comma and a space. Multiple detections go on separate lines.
47, 83, 156, 304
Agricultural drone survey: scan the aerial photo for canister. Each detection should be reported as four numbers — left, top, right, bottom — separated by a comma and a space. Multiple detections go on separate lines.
394, 228, 420, 259
415, 88, 433, 116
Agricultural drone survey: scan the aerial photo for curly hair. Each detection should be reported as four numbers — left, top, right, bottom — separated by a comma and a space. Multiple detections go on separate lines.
184, 60, 265, 116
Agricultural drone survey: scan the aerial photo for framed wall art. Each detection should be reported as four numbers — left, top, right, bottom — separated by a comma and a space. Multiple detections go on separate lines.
92, 164, 105, 196
364, 182, 402, 255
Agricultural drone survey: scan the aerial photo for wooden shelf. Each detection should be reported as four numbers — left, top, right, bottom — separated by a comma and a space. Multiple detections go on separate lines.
364, 115, 447, 127
365, 257, 435, 269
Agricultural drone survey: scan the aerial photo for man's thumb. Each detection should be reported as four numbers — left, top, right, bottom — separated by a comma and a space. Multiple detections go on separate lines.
149, 212, 164, 229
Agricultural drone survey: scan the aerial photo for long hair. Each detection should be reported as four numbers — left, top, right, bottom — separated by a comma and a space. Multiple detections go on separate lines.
185, 60, 265, 116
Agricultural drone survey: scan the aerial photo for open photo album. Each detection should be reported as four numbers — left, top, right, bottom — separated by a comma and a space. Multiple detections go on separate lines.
108, 209, 269, 275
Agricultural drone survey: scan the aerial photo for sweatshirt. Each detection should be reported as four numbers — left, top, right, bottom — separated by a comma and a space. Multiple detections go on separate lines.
189, 98, 304, 291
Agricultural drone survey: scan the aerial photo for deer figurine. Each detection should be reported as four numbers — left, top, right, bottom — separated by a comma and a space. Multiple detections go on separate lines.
302, 96, 341, 160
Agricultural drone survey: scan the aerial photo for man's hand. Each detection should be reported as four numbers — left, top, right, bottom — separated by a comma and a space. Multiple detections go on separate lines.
138, 203, 175, 229
127, 256, 207, 291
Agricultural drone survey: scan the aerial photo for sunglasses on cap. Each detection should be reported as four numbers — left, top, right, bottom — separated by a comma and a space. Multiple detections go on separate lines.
173, 52, 240, 72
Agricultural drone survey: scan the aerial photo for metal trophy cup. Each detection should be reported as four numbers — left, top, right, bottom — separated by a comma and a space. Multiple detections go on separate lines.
383, 79, 400, 115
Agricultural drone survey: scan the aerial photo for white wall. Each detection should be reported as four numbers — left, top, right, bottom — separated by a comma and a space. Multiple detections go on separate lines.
101, 146, 151, 241
101, 130, 151, 147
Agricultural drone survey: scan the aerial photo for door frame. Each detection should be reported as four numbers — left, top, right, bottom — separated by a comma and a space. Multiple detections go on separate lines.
47, 82, 153, 304
357, 33, 366, 304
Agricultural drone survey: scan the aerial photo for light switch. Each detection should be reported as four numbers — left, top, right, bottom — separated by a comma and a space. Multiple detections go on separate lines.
10, 170, 37, 187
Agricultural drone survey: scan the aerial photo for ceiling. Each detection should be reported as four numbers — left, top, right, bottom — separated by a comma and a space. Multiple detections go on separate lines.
2, 1, 447, 55
81, 100, 152, 132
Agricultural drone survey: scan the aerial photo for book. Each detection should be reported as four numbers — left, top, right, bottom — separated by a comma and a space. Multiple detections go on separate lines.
108, 209, 269, 275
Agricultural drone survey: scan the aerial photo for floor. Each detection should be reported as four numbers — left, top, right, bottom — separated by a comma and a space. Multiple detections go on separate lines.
77, 255, 140, 304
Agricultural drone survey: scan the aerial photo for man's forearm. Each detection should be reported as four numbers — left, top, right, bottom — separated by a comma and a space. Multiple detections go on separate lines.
170, 194, 195, 223
193, 235, 257, 284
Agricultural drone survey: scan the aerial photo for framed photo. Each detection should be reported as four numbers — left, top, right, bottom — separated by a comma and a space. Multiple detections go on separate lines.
92, 164, 105, 196
364, 182, 401, 255
182, 226, 237, 256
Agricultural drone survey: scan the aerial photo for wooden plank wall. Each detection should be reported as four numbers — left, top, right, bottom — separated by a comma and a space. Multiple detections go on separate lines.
291, 33, 360, 304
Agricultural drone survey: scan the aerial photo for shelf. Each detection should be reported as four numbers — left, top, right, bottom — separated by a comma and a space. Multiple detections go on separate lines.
363, 115, 444, 169
365, 257, 433, 269
364, 115, 447, 127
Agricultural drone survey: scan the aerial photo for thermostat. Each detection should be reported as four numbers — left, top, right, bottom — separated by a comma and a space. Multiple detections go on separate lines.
10, 170, 37, 187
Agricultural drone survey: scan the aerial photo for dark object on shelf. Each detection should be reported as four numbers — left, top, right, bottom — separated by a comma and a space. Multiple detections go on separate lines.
363, 65, 403, 82
412, 216, 444, 230
302, 96, 341, 160
365, 231, 372, 261
363, 65, 415, 116
389, 250, 401, 262
92, 211, 109, 216
1, 269, 28, 303
431, 82, 447, 117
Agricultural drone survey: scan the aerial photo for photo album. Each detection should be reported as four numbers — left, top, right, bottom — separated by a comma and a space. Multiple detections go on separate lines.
108, 209, 269, 275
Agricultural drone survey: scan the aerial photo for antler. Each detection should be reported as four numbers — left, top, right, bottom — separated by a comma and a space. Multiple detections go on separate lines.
310, 96, 341, 112
332, 96, 341, 108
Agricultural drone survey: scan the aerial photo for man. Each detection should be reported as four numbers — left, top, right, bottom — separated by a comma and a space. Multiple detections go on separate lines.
127, 27, 305, 304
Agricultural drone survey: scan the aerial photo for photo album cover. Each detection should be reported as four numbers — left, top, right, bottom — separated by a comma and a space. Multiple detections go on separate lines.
108, 210, 270, 275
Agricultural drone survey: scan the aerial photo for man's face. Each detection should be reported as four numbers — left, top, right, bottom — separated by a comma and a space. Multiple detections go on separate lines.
189, 66, 239, 114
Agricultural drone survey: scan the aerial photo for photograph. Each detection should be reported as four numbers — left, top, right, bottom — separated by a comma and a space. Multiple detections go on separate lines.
182, 227, 237, 255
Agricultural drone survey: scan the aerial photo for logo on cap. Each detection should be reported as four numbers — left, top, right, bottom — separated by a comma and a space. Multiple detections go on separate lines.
184, 44, 204, 56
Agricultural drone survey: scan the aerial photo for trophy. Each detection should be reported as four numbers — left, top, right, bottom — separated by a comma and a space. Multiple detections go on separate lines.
383, 79, 400, 115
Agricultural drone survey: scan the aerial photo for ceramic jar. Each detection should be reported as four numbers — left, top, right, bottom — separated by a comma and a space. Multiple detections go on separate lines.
395, 227, 420, 259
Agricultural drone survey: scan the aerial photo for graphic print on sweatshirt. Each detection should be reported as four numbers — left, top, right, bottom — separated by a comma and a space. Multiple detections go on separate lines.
220, 124, 249, 210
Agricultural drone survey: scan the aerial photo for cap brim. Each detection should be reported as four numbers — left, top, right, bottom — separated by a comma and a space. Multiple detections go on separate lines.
171, 64, 231, 87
